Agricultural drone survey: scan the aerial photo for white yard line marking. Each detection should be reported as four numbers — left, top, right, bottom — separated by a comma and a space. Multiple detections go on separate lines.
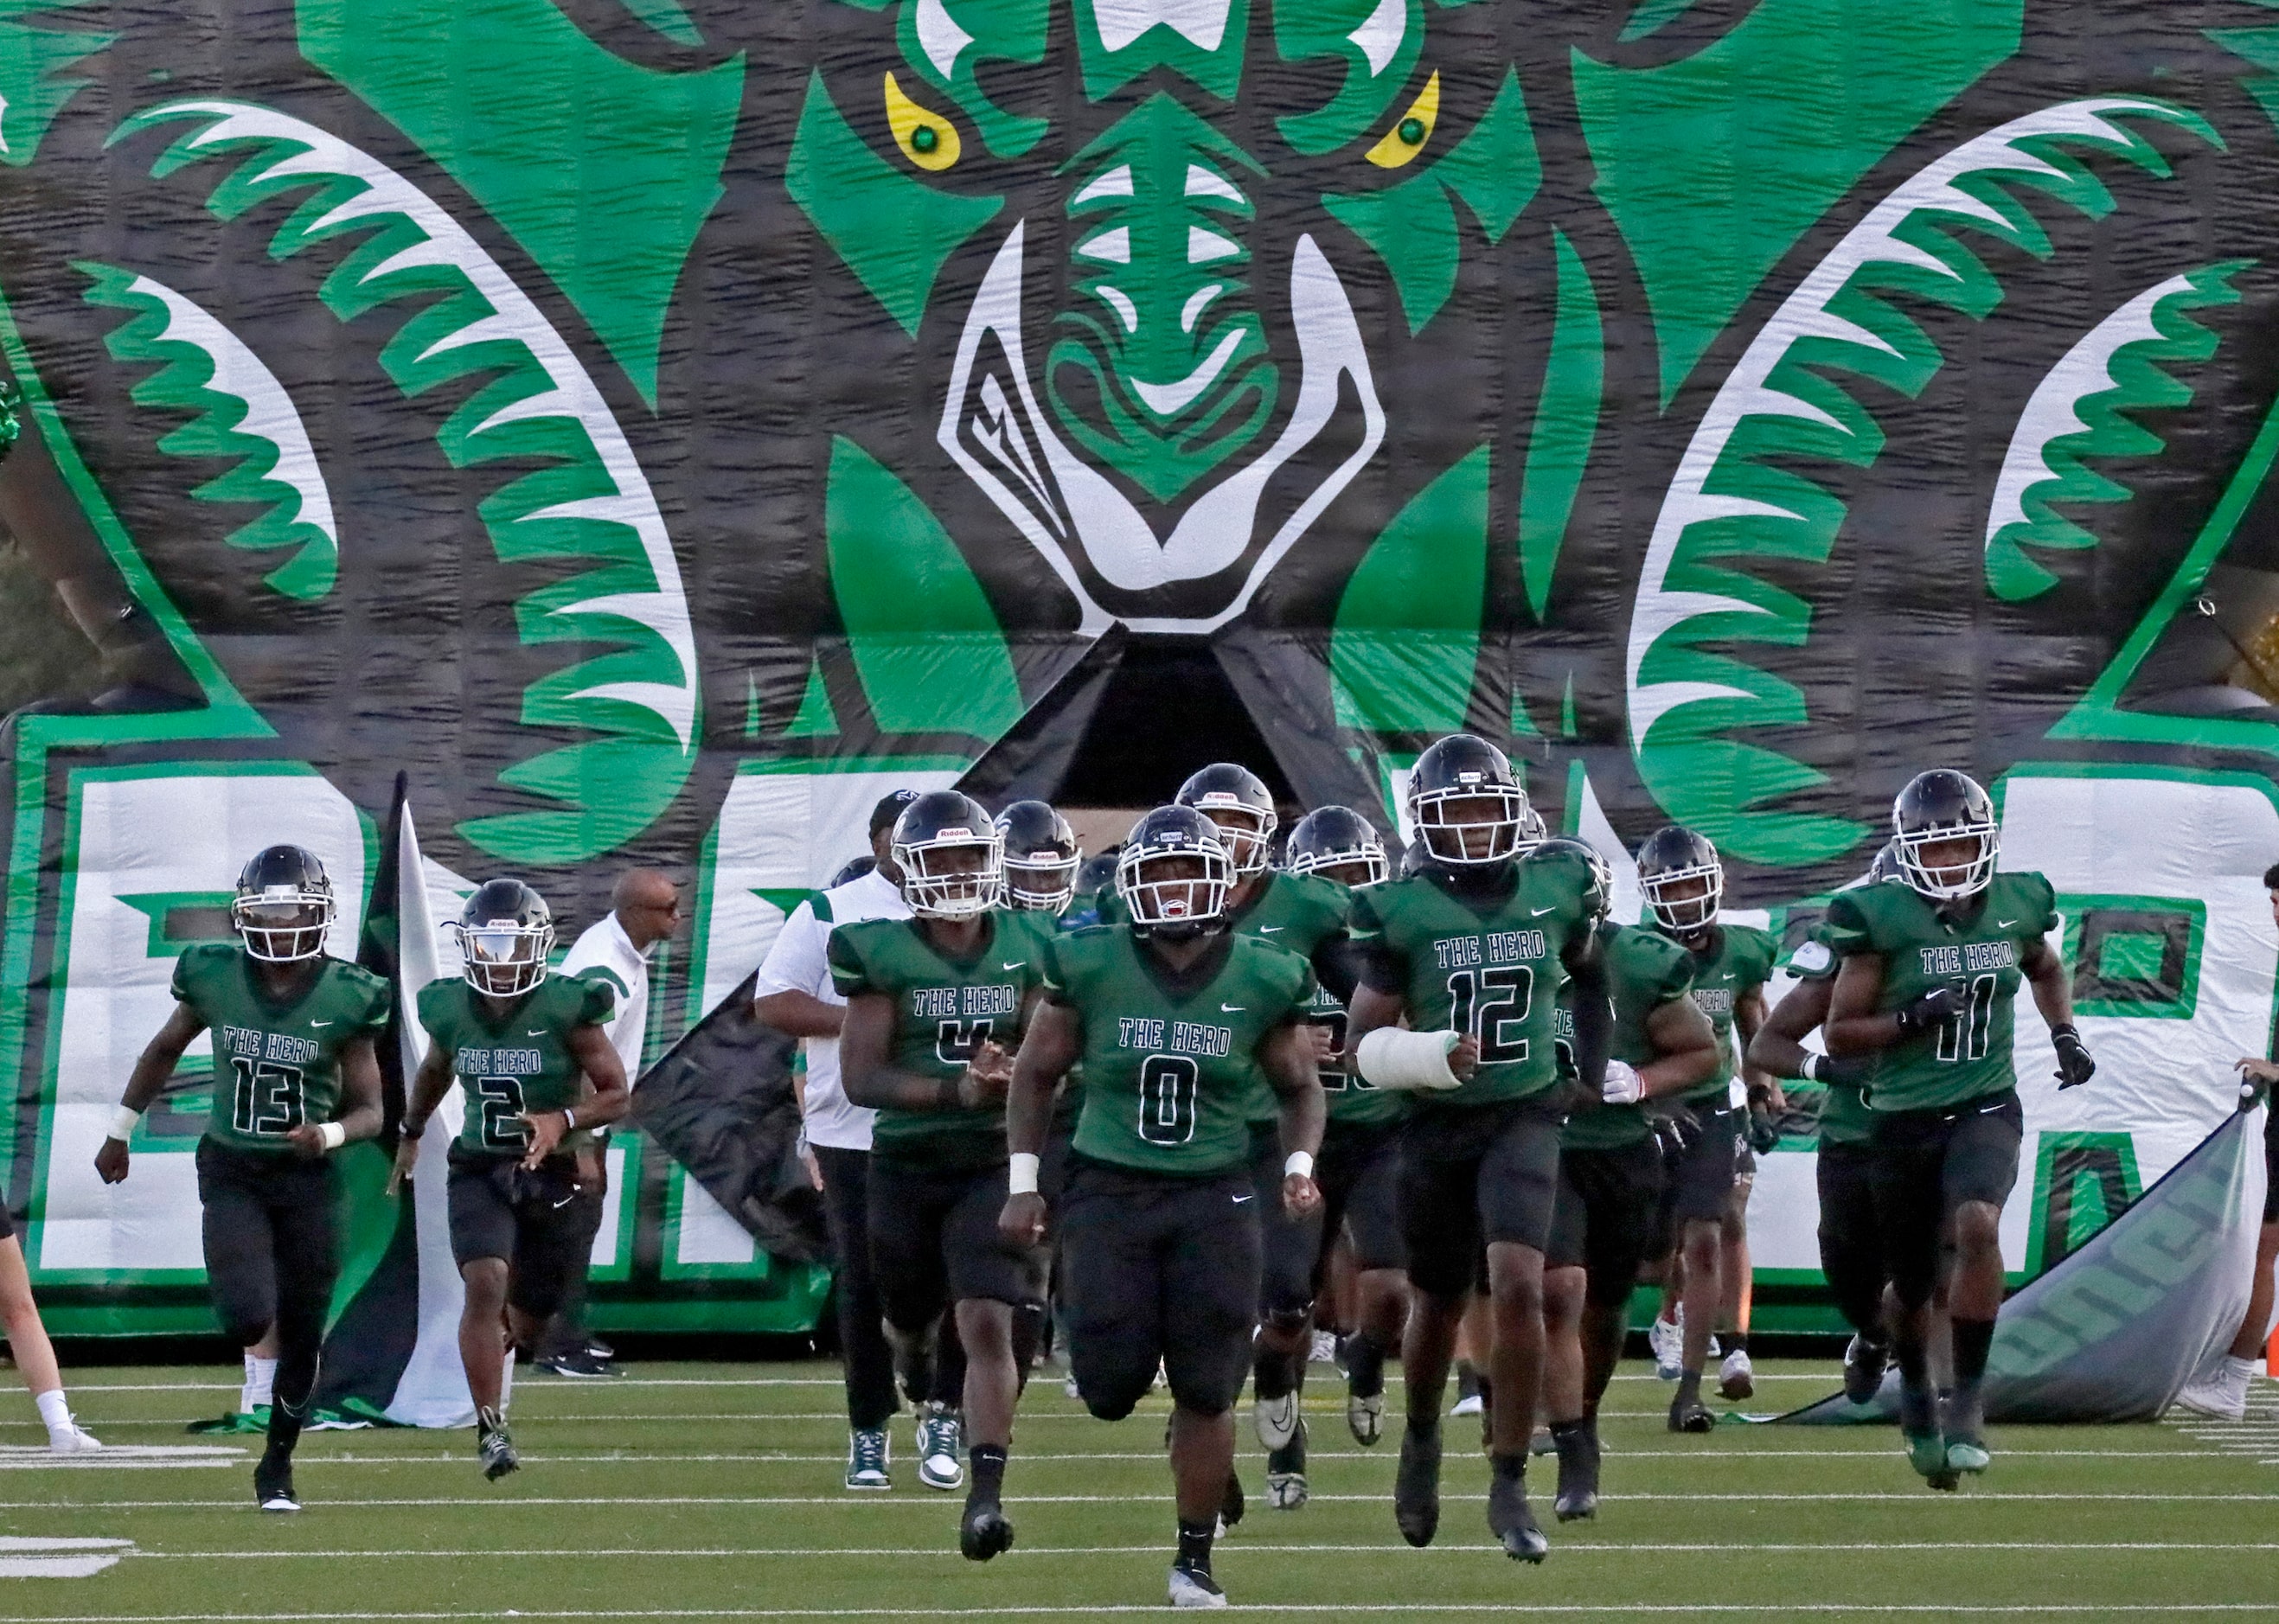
22, 1604, 2279, 1621
1, 1490, 2271, 1510
120, 1540, 2279, 1560
0, 1537, 135, 1580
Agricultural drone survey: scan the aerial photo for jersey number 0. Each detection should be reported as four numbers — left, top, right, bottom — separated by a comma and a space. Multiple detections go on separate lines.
1136, 1054, 1200, 1145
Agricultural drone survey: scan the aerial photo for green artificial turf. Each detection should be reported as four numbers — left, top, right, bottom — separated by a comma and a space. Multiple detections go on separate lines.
0, 1358, 2273, 1620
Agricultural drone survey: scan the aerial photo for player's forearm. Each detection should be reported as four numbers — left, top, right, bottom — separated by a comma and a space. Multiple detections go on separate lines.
1566, 965, 1611, 1095
118, 1045, 183, 1114
332, 1051, 385, 1145
1344, 982, 1408, 1045
754, 989, 844, 1039
2026, 956, 2074, 1033
1639, 1044, 1719, 1100
1823, 1012, 1904, 1054
1271, 1077, 1326, 1160
570, 1083, 631, 1133
400, 1060, 454, 1135
843, 1060, 972, 1111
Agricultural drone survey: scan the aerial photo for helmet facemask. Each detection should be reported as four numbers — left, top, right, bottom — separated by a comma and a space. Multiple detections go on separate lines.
1117, 843, 1231, 938
1190, 797, 1275, 876
895, 826, 1003, 920
459, 918, 554, 997
1642, 858, 1722, 935
1411, 785, 1543, 866
1895, 822, 1998, 901
1292, 848, 1386, 888
233, 885, 336, 963
1002, 848, 1079, 912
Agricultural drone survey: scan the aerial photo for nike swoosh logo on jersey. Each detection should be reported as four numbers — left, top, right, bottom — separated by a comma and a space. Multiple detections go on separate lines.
309, 1020, 332, 1027
1002, 962, 1027, 971
1531, 906, 1557, 917
1221, 1003, 1245, 1013
551, 1194, 577, 1209
1258, 925, 1284, 934
1232, 1193, 1253, 1204
1996, 919, 2018, 928
527, 1030, 547, 1037
1978, 1101, 2007, 1114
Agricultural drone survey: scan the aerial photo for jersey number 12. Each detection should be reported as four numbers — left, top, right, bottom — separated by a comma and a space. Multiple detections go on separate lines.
1446, 967, 1533, 1064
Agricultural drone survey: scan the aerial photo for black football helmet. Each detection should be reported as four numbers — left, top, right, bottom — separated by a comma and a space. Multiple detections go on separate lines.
458, 879, 554, 997
1892, 770, 1998, 899
1116, 805, 1231, 937
1636, 826, 1723, 935
1529, 837, 1615, 925
232, 845, 336, 963
1407, 734, 1542, 866
1286, 806, 1388, 887
1866, 838, 1904, 886
892, 790, 1001, 919
995, 799, 1080, 912
1175, 763, 1277, 876
829, 854, 878, 888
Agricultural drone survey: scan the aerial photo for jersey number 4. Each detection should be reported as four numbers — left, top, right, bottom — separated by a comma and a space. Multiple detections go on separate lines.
474, 1077, 528, 1148
1136, 1055, 1200, 1145
1933, 975, 1999, 1065
934, 1018, 996, 1068
228, 1057, 305, 1137
1446, 967, 1533, 1064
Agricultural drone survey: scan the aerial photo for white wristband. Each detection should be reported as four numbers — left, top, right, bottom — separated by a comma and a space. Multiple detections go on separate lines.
1354, 1027, 1464, 1092
1008, 1152, 1040, 1196
1802, 1053, 1826, 1084
317, 1121, 347, 1152
1284, 1150, 1314, 1180
108, 1105, 142, 1141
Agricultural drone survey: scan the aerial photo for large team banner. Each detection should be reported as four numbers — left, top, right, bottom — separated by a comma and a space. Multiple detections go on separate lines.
4, 0, 2279, 1337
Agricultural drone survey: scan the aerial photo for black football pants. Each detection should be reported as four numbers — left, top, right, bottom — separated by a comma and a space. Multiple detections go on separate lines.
195, 1138, 336, 1447
817, 1145, 963, 1429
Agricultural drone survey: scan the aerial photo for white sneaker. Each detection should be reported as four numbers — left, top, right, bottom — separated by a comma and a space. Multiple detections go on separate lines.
1450, 1392, 1484, 1418
1650, 1315, 1683, 1381
1169, 1563, 1229, 1608
1253, 1390, 1298, 1450
1719, 1348, 1755, 1400
47, 1423, 102, 1455
2173, 1355, 2255, 1422
915, 1402, 963, 1491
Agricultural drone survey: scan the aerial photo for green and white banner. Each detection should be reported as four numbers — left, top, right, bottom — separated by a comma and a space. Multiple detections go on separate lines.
6, 2, 2279, 1334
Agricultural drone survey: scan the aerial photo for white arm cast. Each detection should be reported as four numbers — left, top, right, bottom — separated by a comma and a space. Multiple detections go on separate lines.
1354, 1026, 1463, 1092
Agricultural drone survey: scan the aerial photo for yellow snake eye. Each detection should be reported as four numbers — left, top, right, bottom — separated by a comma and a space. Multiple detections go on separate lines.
1365, 71, 1440, 169
884, 72, 961, 172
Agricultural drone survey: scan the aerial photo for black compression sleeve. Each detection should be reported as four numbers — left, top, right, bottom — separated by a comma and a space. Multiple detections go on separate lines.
1566, 956, 1611, 1097
1312, 933, 1363, 1006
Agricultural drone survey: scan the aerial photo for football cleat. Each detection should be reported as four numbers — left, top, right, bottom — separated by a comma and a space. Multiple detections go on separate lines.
844, 1427, 890, 1491
1449, 1392, 1484, 1418
1252, 1389, 1298, 1451
1394, 1420, 1443, 1547
1944, 1436, 1991, 1476
535, 1349, 616, 1379
253, 1450, 299, 1512
1169, 1560, 1228, 1608
1668, 1393, 1715, 1434
1264, 1419, 1308, 1511
1487, 1462, 1550, 1563
916, 1402, 964, 1491
1347, 1388, 1383, 1447
1842, 1335, 1892, 1405
1552, 1424, 1600, 1523
1649, 1315, 1683, 1381
46, 1421, 102, 1455
1719, 1348, 1755, 1400
2173, 1355, 2254, 1422
1905, 1429, 1953, 1487
958, 1499, 1015, 1563
477, 1409, 519, 1481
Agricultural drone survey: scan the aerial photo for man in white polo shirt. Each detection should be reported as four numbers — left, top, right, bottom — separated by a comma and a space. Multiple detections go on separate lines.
542, 869, 682, 1378
755, 790, 966, 1493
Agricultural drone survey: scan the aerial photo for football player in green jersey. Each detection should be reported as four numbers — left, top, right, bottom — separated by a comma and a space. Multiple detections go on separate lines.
1636, 825, 1778, 1422
1824, 770, 2094, 1487
1170, 765, 1360, 1515
1540, 841, 1723, 1522
1346, 734, 1614, 1563
1747, 842, 1899, 1405
394, 879, 629, 1481
835, 792, 1048, 1563
1284, 805, 1409, 1458
999, 805, 1324, 1610
99, 845, 389, 1512
995, 799, 1082, 917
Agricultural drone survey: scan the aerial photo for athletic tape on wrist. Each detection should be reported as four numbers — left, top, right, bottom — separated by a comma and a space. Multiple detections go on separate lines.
1008, 1152, 1040, 1196
1284, 1150, 1314, 1180
1354, 1026, 1463, 1091
108, 1105, 141, 1141
1802, 1053, 1825, 1084
317, 1121, 346, 1152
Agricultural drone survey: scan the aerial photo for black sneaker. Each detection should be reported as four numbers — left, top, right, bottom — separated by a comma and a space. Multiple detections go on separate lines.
535, 1349, 617, 1379
1487, 1459, 1549, 1563
959, 1499, 1015, 1562
477, 1408, 520, 1480
1552, 1424, 1599, 1522
1842, 1335, 1890, 1405
253, 1449, 300, 1513
1668, 1392, 1715, 1434
584, 1337, 614, 1361
1393, 1419, 1442, 1547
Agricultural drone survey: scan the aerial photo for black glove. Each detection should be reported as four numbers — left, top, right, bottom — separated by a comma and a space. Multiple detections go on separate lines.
1893, 983, 1966, 1034
1646, 1101, 1702, 1158
1746, 1104, 1782, 1155
1803, 1052, 1871, 1088
2051, 1024, 2096, 1090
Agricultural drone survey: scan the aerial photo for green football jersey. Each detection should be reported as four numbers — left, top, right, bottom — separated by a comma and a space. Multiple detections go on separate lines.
1778, 922, 1872, 1147
1043, 925, 1316, 1176
1656, 922, 1776, 1105
171, 943, 390, 1154
1821, 871, 2059, 1113
1347, 844, 1599, 1106
418, 973, 616, 1156
1559, 924, 1696, 1150
828, 910, 1047, 1168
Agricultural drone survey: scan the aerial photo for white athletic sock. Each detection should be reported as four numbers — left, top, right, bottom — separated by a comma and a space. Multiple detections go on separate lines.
35, 1389, 72, 1439
244, 1354, 278, 1412
499, 1348, 516, 1418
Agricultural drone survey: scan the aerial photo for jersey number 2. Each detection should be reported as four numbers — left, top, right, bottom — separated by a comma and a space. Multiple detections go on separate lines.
1446, 967, 1533, 1064
1136, 1055, 1200, 1145
475, 1077, 528, 1148
228, 1057, 305, 1137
